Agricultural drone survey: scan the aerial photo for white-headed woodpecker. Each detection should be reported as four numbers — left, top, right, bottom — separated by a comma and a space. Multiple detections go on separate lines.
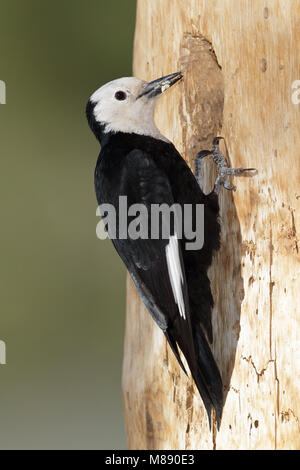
86, 72, 253, 428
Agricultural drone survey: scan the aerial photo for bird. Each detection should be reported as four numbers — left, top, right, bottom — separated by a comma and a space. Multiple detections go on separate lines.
86, 71, 253, 428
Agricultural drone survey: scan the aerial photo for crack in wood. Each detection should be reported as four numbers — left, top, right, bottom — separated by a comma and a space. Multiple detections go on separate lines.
241, 355, 275, 383
269, 223, 274, 358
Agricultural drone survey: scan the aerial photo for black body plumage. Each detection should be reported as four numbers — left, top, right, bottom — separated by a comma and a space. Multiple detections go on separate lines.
86, 75, 224, 428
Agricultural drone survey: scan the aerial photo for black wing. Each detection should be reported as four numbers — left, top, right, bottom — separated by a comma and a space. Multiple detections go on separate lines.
111, 149, 198, 374
98, 147, 223, 426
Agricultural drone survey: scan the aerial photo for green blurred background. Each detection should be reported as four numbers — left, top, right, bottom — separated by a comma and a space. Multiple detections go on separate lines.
0, 0, 137, 449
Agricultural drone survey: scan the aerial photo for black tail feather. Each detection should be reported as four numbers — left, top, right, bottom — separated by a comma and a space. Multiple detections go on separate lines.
167, 323, 223, 429
192, 325, 223, 428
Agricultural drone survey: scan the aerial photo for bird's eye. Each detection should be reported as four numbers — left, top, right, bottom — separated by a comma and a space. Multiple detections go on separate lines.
114, 91, 127, 101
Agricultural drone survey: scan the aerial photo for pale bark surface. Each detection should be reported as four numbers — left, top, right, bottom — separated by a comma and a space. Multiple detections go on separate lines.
122, 0, 300, 450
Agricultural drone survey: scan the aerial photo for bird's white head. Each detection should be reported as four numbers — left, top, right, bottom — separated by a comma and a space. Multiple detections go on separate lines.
86, 72, 183, 142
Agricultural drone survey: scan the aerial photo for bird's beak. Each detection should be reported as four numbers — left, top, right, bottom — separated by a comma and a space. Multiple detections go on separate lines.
137, 72, 183, 99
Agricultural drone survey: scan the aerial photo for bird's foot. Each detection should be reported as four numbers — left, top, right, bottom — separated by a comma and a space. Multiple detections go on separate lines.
195, 137, 256, 194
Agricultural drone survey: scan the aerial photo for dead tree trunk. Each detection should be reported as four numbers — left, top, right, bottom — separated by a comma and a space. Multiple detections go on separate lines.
122, 0, 300, 450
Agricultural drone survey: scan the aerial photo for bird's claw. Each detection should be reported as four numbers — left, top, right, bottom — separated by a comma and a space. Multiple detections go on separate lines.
195, 136, 256, 194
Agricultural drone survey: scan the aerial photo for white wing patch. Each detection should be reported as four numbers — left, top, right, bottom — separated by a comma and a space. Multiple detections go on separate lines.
166, 235, 186, 320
